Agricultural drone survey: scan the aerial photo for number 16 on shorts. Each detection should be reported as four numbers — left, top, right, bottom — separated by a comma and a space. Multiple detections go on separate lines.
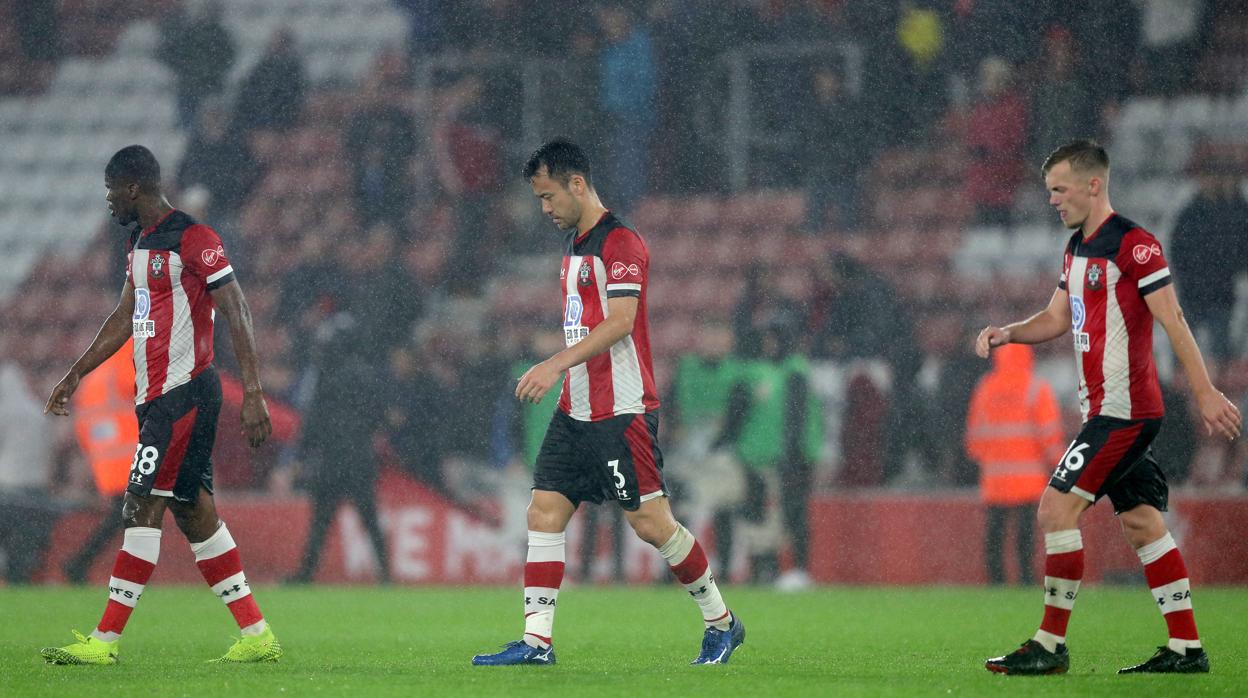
129, 442, 161, 486
1053, 440, 1089, 482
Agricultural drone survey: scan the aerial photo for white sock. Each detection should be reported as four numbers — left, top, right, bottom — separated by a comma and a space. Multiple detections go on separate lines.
659, 525, 730, 631
522, 530, 565, 649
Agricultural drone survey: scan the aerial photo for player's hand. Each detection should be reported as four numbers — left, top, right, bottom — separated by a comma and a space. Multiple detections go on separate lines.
45, 371, 81, 416
516, 360, 560, 404
241, 390, 272, 448
1196, 388, 1242, 441
975, 326, 1011, 358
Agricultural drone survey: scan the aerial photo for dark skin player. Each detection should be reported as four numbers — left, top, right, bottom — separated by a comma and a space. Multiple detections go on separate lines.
44, 173, 272, 544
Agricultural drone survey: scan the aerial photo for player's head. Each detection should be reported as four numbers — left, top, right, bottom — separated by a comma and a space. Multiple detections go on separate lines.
105, 145, 161, 226
1042, 140, 1109, 230
524, 139, 593, 231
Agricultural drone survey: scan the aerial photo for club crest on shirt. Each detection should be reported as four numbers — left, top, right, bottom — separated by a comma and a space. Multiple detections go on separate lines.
1085, 262, 1103, 291
578, 260, 592, 286
149, 253, 165, 279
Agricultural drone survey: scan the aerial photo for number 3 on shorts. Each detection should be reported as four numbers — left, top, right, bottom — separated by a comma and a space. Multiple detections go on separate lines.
1060, 441, 1090, 471
607, 459, 625, 489
130, 443, 160, 476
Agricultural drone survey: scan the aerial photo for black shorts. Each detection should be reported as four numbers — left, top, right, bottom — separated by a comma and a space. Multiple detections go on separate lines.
127, 366, 222, 503
532, 410, 667, 511
1048, 416, 1168, 514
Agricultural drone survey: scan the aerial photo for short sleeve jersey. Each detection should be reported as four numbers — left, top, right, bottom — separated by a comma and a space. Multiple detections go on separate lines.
1057, 213, 1171, 422
126, 209, 236, 404
557, 211, 660, 421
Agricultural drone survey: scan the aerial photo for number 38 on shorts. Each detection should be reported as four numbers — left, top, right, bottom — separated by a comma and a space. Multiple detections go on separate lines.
129, 443, 162, 485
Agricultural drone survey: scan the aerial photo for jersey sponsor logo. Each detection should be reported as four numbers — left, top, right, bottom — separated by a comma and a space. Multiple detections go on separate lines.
149, 252, 165, 279
578, 260, 592, 286
1085, 263, 1104, 291
133, 288, 156, 338
1069, 296, 1090, 353
201, 245, 225, 267
1132, 243, 1161, 265
563, 296, 588, 345
611, 261, 640, 279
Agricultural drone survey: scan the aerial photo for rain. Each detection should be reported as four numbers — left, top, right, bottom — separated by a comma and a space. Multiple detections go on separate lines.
0, 0, 1246, 689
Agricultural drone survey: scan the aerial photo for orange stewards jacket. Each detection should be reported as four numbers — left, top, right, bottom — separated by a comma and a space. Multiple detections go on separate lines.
72, 342, 138, 497
965, 344, 1065, 505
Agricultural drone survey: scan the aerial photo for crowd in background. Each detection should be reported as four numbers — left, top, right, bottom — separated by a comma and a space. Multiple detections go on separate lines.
2, 0, 1247, 585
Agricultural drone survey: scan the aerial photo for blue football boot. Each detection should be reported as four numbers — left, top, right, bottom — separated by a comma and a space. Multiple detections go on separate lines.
691, 614, 745, 665
472, 640, 556, 666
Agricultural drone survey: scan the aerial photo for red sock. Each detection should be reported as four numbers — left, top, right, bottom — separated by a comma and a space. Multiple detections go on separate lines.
1035, 529, 1083, 650
94, 527, 161, 642
1138, 533, 1200, 653
523, 531, 565, 648
192, 523, 265, 634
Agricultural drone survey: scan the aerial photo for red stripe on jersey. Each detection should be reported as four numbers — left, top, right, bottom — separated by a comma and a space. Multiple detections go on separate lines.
153, 407, 198, 492
1116, 269, 1164, 420
1082, 266, 1108, 418
196, 547, 243, 586
625, 415, 662, 497
586, 352, 616, 421
144, 255, 175, 402
524, 561, 565, 589
670, 540, 710, 584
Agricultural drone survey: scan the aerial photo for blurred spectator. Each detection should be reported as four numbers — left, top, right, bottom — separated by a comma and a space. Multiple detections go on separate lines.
13, 0, 60, 63
177, 99, 259, 232
859, 1, 947, 145
1170, 155, 1248, 364
158, 1, 236, 128
231, 30, 306, 135
62, 342, 137, 584
964, 57, 1027, 226
597, 6, 657, 217
712, 321, 822, 588
965, 344, 1064, 586
543, 30, 603, 162
800, 61, 867, 232
732, 264, 806, 359
384, 345, 451, 495
348, 54, 418, 230
1028, 26, 1094, 168
809, 254, 922, 483
1135, 0, 1210, 95
1073, 0, 1140, 130
341, 223, 422, 365
288, 314, 389, 584
0, 362, 58, 584
433, 74, 504, 295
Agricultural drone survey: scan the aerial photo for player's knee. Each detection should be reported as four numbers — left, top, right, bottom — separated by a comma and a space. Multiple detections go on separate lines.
627, 515, 671, 548
1120, 507, 1166, 547
526, 502, 563, 533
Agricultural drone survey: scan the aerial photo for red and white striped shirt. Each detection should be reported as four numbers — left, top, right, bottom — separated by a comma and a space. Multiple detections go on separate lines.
125, 210, 235, 405
1058, 213, 1170, 422
557, 211, 660, 421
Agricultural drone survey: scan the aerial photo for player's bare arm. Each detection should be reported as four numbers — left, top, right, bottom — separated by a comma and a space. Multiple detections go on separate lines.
45, 278, 136, 415
516, 295, 638, 404
975, 287, 1072, 358
210, 279, 272, 447
1145, 285, 1242, 441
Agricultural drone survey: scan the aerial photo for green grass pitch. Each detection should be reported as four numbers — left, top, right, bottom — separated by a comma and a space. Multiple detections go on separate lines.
2, 585, 1246, 696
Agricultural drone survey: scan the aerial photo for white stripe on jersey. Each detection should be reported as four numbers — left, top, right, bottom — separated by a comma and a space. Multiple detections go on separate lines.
1100, 262, 1132, 419
1068, 256, 1088, 421
564, 255, 591, 420
131, 249, 151, 403
606, 282, 641, 292
1137, 267, 1170, 288
163, 252, 196, 395
206, 264, 234, 285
